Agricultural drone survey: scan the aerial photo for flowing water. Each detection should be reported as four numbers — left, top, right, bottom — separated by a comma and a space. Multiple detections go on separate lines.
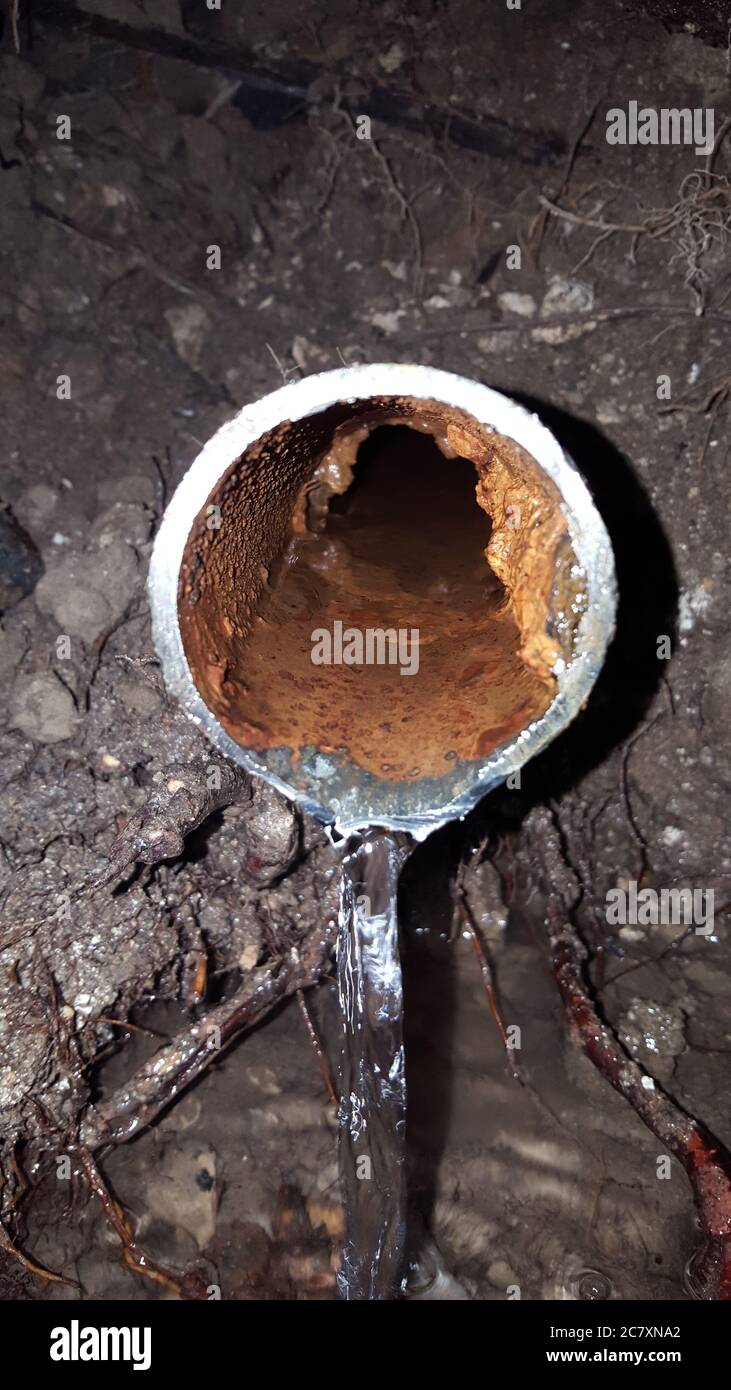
336, 827, 413, 1299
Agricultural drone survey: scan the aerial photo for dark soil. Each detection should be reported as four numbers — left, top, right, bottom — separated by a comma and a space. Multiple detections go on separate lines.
0, 0, 729, 1302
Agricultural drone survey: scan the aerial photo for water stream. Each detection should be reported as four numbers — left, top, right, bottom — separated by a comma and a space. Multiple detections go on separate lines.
336, 827, 413, 1300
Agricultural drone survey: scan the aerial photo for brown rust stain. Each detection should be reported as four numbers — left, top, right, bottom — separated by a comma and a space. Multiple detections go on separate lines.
178, 396, 584, 781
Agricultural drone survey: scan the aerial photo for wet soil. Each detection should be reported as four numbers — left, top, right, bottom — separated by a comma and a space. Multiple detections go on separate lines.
0, 0, 729, 1302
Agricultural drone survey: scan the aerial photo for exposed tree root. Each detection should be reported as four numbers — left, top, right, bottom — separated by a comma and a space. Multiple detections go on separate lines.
297, 989, 338, 1110
528, 100, 599, 265
0, 740, 337, 1294
455, 843, 523, 1084
547, 896, 731, 1301
82, 917, 337, 1149
658, 368, 731, 467
0, 1219, 77, 1289
89, 759, 253, 891
75, 1146, 209, 1299
538, 168, 731, 314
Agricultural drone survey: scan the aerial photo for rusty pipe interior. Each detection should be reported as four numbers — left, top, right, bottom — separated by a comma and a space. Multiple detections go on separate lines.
177, 395, 583, 782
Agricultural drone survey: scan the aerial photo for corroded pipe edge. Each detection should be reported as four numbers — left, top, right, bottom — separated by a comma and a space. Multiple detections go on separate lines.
148, 364, 616, 837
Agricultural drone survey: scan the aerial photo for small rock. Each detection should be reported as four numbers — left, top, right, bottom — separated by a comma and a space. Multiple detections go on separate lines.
9, 671, 79, 744
595, 401, 623, 426
478, 330, 518, 354
241, 780, 299, 885
487, 1258, 518, 1288
35, 536, 139, 644
618, 998, 686, 1085
541, 276, 594, 317
116, 675, 162, 718
90, 502, 152, 549
678, 582, 713, 634
246, 1064, 282, 1096
165, 304, 212, 372
498, 291, 536, 318
369, 310, 405, 335
35, 565, 113, 643
239, 941, 260, 971
13, 484, 58, 532
531, 321, 596, 345
379, 43, 405, 73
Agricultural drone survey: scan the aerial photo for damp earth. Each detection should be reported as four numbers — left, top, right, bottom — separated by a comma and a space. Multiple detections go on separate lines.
0, 0, 729, 1303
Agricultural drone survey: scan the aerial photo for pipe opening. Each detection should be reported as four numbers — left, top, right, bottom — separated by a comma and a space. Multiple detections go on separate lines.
178, 395, 585, 782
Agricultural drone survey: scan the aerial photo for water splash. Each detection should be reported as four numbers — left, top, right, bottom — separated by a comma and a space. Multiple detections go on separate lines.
336, 827, 412, 1300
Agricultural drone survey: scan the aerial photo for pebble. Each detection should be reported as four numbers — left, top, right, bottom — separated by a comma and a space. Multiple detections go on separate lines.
369, 310, 405, 335
9, 671, 79, 743
498, 291, 536, 318
379, 43, 405, 72
246, 1064, 282, 1097
541, 275, 594, 316
35, 536, 139, 643
478, 330, 518, 354
164, 303, 212, 372
487, 1258, 518, 1288
90, 502, 152, 549
13, 484, 58, 531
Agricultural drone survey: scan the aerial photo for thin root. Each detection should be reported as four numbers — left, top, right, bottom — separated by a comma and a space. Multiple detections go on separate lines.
547, 896, 731, 1300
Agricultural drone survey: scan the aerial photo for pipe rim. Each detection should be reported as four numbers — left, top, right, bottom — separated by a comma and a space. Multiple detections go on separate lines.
148, 363, 616, 836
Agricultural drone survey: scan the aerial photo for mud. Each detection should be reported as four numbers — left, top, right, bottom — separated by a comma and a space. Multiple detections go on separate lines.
0, 0, 729, 1304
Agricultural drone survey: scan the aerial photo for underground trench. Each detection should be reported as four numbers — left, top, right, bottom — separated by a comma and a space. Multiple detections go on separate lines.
150, 366, 616, 1298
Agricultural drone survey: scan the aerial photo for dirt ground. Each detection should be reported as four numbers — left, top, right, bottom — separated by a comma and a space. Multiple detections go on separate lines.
0, 0, 729, 1302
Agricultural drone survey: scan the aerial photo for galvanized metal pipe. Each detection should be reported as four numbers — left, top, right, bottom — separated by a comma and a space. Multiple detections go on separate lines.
148, 364, 616, 835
